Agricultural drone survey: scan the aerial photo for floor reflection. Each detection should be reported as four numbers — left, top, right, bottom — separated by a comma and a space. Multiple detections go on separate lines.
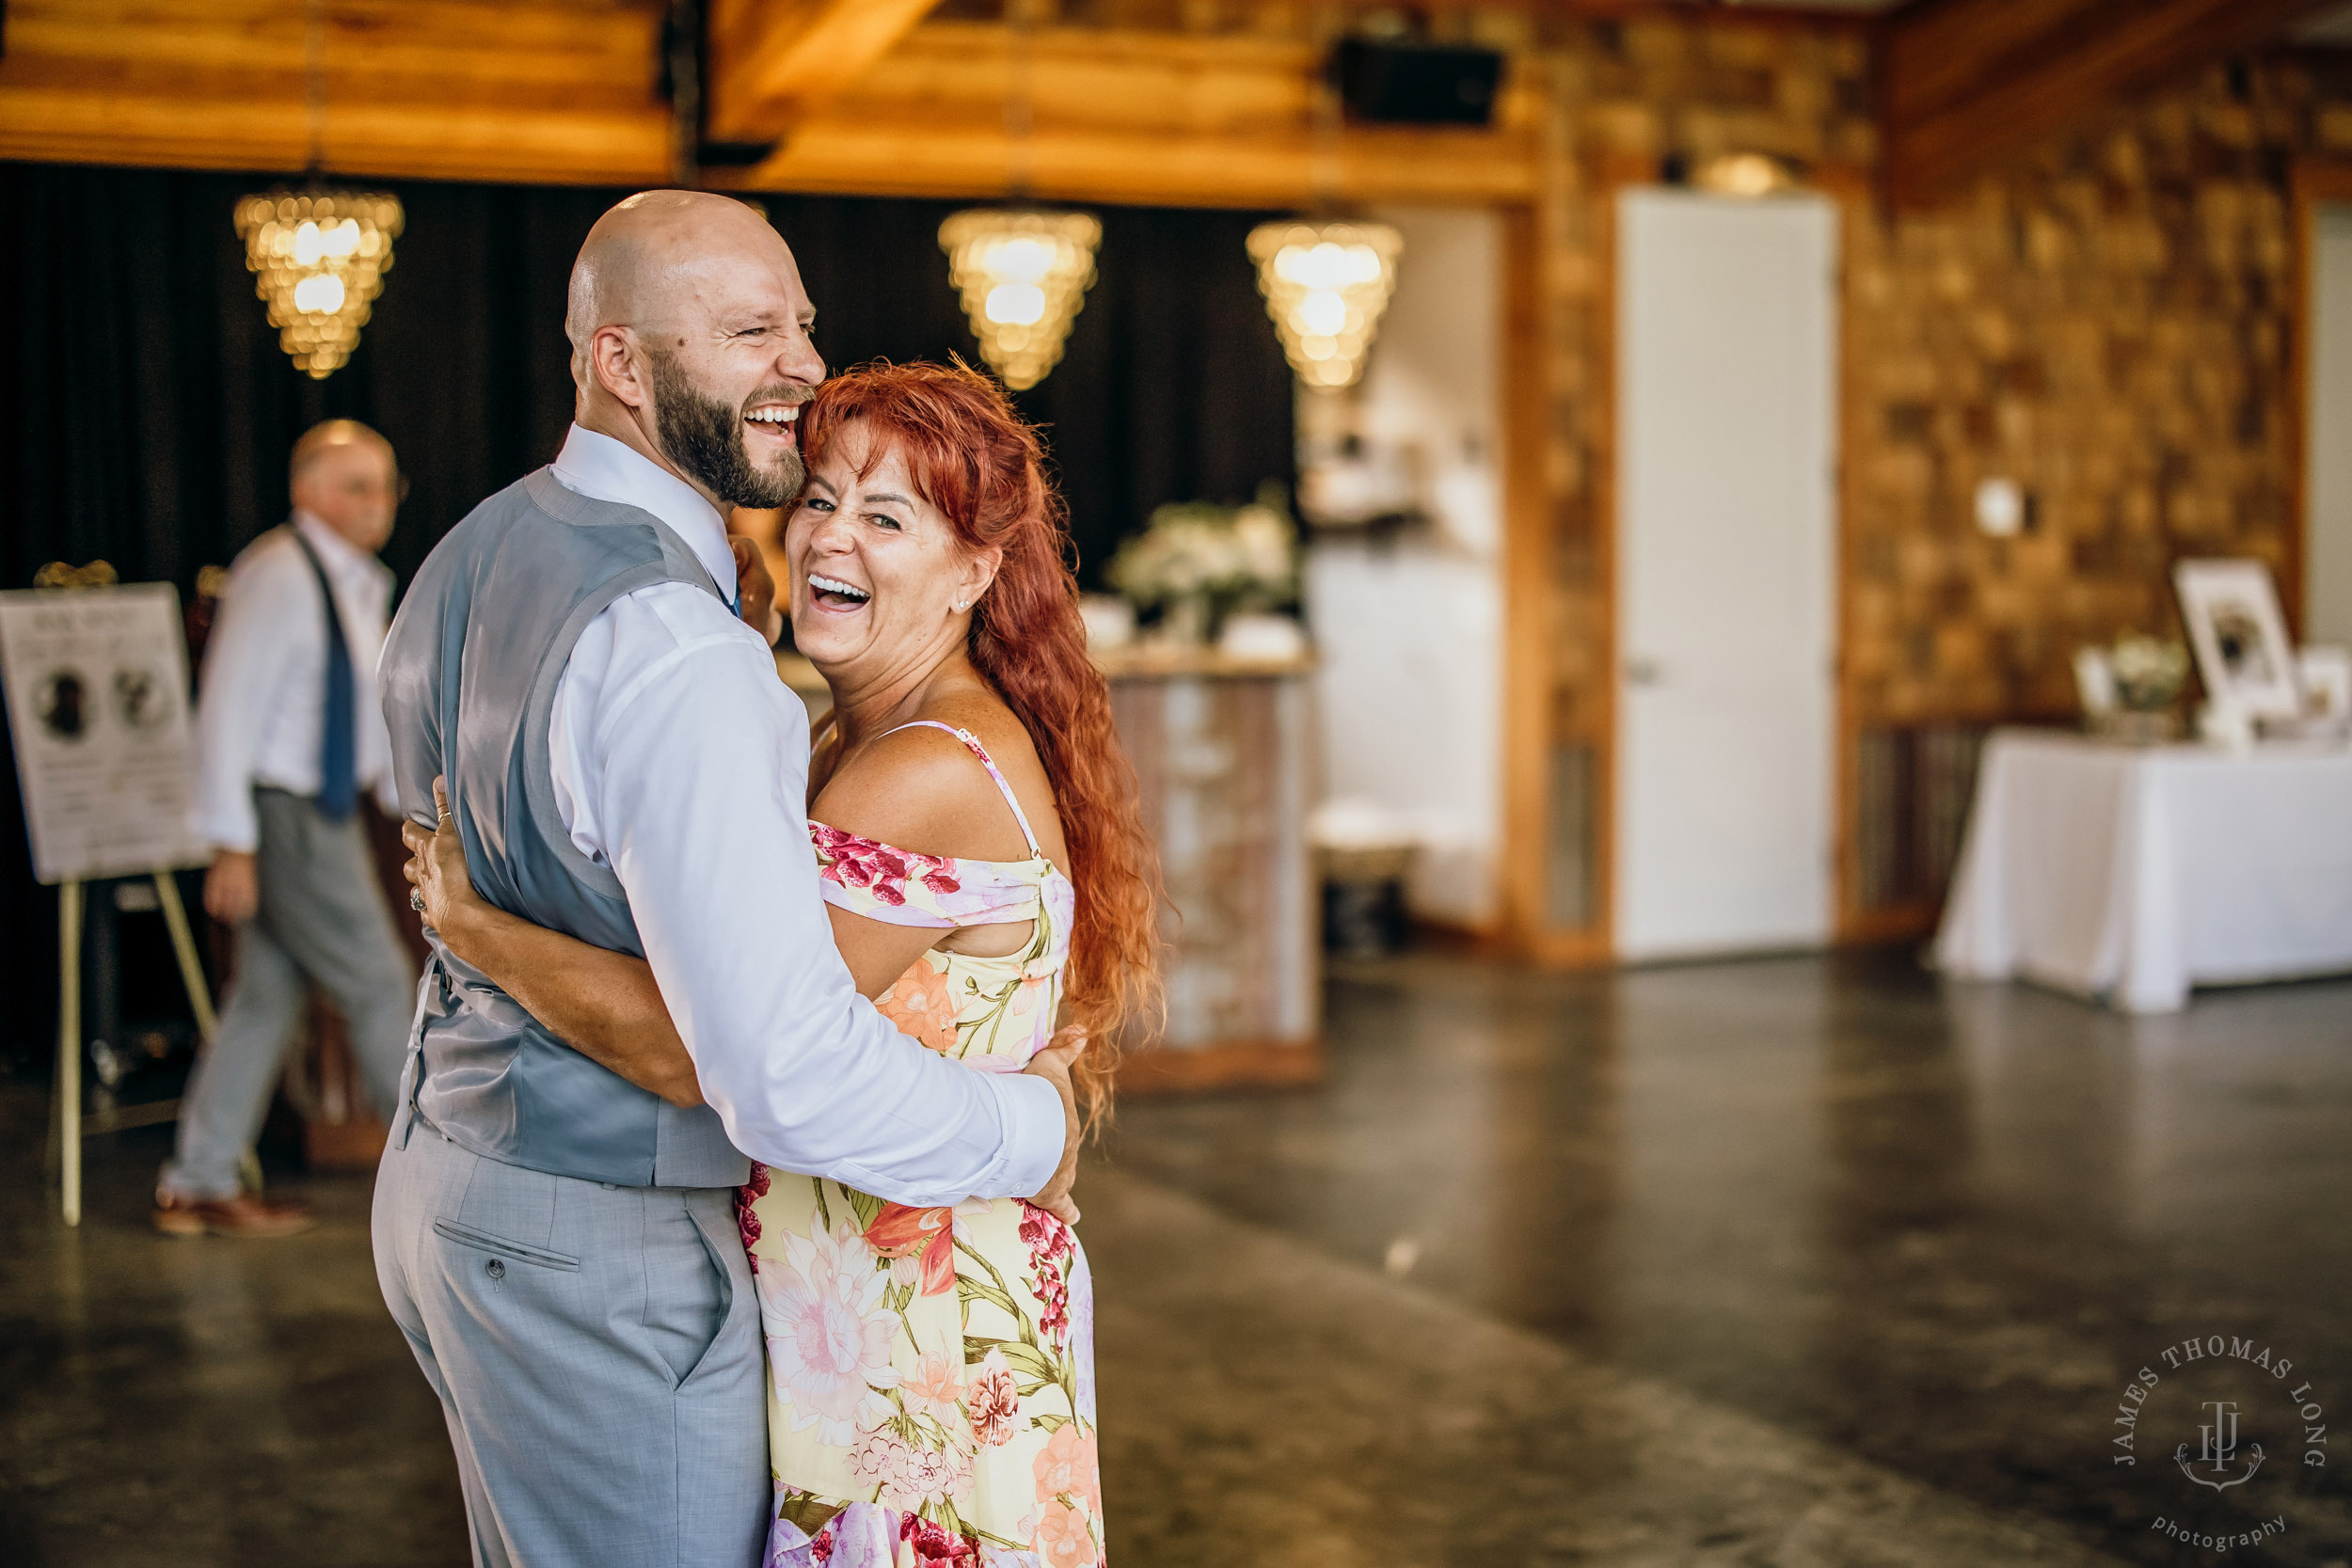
0, 1091, 465, 1568
1109, 950, 2352, 1565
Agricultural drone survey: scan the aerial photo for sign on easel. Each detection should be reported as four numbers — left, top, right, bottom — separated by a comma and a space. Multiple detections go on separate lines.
0, 583, 208, 883
2, 581, 216, 1227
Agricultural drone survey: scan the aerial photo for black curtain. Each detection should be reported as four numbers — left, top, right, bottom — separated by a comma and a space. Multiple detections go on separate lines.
0, 161, 1295, 1063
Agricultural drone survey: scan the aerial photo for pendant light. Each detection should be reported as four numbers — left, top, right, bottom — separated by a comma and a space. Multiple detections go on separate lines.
1248, 18, 1402, 392
1248, 220, 1402, 390
939, 210, 1102, 392
233, 0, 404, 379
938, 2, 1100, 391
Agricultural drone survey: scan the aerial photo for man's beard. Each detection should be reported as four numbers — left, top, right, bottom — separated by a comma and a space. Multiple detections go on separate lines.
646, 350, 803, 509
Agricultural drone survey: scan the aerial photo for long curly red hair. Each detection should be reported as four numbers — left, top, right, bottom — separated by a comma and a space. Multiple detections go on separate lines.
798, 360, 1164, 1125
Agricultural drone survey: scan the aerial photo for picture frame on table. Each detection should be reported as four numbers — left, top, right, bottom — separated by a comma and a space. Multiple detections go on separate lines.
2172, 559, 2302, 720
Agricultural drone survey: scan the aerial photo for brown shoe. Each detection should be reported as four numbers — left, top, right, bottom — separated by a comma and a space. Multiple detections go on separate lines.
152, 1192, 317, 1239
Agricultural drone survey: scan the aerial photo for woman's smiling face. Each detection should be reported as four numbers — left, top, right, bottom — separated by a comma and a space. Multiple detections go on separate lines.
784, 419, 997, 678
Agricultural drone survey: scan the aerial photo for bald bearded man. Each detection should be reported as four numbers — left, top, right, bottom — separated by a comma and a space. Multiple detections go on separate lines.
371, 192, 1081, 1567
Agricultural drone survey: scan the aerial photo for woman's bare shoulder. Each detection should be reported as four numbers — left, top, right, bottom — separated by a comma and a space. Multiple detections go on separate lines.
920, 693, 1065, 849
926, 691, 1050, 776
813, 702, 1042, 864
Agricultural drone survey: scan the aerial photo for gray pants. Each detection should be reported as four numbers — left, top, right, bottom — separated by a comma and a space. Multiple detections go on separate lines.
159, 787, 416, 1201
373, 1113, 769, 1568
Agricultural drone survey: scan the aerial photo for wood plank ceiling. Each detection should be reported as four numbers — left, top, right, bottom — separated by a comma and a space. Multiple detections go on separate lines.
0, 1, 2342, 205
0, 0, 674, 185
0, 0, 1539, 205
1881, 0, 2345, 204
704, 0, 946, 145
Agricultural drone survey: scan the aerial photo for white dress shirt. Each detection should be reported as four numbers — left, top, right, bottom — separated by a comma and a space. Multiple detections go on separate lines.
191, 511, 398, 852
544, 424, 1064, 1206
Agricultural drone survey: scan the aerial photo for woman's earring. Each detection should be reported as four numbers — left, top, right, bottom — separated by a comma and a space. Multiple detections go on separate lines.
953, 598, 967, 613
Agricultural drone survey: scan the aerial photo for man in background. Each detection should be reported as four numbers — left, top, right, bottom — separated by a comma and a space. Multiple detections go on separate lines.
156, 420, 417, 1237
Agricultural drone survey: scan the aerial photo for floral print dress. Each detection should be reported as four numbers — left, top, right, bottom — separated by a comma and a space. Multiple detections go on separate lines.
743, 722, 1101, 1568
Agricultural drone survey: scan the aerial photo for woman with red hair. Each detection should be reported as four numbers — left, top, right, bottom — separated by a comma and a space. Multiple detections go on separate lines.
405, 361, 1160, 1567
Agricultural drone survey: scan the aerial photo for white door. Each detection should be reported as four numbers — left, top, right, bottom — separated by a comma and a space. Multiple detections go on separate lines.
2309, 201, 2352, 645
1615, 189, 1836, 959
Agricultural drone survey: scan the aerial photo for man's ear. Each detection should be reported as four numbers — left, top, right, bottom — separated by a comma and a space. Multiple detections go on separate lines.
591, 325, 652, 411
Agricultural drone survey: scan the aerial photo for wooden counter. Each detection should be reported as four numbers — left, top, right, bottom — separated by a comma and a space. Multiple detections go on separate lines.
778, 644, 1324, 1093
1097, 645, 1322, 1093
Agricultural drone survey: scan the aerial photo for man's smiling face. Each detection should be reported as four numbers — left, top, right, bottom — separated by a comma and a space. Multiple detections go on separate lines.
640, 235, 823, 510
645, 347, 810, 511
567, 191, 829, 512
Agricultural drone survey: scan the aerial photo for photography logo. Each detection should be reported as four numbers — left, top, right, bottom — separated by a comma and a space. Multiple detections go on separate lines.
2178, 1400, 2260, 1491
2109, 1335, 2329, 1555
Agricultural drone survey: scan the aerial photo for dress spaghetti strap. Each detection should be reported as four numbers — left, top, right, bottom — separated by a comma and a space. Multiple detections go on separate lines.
875, 720, 1044, 858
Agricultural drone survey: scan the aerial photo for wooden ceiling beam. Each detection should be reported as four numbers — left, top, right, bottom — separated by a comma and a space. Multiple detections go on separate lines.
1881, 0, 2341, 206
704, 0, 947, 146
0, 87, 668, 185
717, 119, 1535, 209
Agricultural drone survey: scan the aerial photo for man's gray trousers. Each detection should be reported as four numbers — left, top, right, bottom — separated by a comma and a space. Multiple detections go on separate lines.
159, 787, 414, 1201
372, 1107, 769, 1568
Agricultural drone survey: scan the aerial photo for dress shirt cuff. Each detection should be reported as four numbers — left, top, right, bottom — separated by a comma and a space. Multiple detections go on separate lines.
191, 807, 259, 856
973, 1070, 1067, 1202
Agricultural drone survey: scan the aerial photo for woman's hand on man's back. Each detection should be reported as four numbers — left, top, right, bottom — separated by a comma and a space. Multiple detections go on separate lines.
1023, 1027, 1086, 1225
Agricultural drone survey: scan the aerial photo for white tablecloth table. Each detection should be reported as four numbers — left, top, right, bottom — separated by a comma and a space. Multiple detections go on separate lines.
1934, 728, 2352, 1012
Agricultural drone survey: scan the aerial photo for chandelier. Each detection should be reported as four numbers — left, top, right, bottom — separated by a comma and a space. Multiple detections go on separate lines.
1246, 219, 1403, 390
233, 191, 405, 378
938, 209, 1102, 392
232, 0, 403, 379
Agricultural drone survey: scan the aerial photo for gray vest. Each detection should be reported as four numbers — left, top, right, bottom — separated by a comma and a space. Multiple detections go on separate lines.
379, 467, 749, 1188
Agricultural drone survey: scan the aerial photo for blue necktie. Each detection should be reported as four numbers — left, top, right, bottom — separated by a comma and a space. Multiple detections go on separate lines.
291, 527, 358, 821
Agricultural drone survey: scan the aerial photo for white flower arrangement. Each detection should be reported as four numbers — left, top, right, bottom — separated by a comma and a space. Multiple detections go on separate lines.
2110, 635, 2188, 712
1106, 490, 1298, 629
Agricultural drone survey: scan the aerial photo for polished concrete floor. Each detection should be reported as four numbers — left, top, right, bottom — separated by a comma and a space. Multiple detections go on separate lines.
6, 952, 2349, 1566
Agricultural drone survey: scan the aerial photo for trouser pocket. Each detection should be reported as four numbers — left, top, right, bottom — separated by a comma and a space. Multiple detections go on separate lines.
646, 1193, 736, 1389
433, 1217, 582, 1272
